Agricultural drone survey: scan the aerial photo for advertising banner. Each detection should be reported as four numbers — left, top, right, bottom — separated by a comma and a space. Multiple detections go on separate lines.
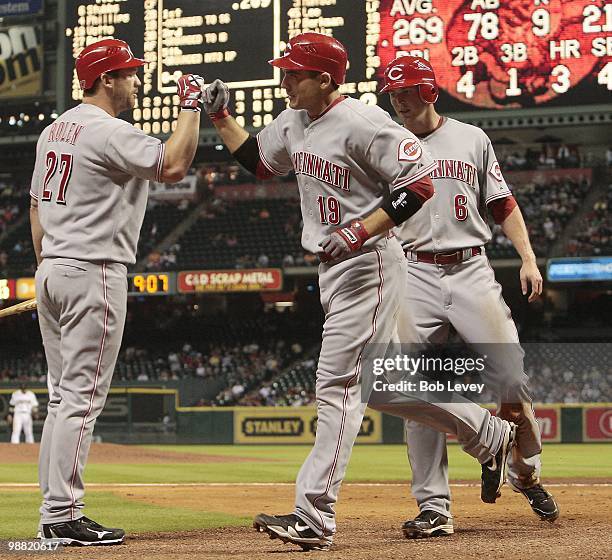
150, 175, 198, 201
446, 405, 560, 442
583, 406, 612, 441
0, 24, 42, 98
178, 269, 283, 293
234, 407, 382, 444
0, 0, 43, 18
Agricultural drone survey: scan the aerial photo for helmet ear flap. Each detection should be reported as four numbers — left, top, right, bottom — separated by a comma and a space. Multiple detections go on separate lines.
418, 83, 439, 104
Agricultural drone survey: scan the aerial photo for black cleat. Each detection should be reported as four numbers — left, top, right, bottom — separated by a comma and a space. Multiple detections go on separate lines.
481, 422, 516, 503
253, 513, 332, 551
402, 510, 454, 539
509, 482, 560, 522
39, 516, 125, 546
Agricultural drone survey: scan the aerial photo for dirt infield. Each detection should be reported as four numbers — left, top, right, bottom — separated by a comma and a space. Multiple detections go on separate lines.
2, 443, 610, 559
0, 443, 273, 464
4, 483, 611, 559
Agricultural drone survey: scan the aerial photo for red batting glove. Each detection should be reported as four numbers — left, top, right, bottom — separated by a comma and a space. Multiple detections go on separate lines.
177, 74, 205, 111
318, 220, 370, 261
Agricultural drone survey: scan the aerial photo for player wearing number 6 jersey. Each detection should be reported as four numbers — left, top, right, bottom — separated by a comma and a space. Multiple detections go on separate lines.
203, 33, 520, 551
29, 39, 202, 546
380, 55, 559, 537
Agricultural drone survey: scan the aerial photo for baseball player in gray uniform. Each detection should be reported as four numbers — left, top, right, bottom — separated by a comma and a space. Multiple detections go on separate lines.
203, 33, 517, 551
8, 384, 39, 443
379, 56, 559, 538
29, 39, 203, 546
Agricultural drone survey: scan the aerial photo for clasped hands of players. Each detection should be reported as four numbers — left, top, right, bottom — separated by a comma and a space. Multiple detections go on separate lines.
202, 79, 231, 120
176, 74, 206, 111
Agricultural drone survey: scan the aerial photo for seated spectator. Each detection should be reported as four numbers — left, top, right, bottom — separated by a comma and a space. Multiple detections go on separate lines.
303, 253, 318, 266
557, 144, 570, 167
257, 254, 270, 267
538, 145, 556, 168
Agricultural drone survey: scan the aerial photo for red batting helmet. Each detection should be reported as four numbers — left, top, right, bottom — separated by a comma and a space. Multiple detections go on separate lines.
269, 32, 348, 85
75, 39, 145, 90
380, 55, 439, 104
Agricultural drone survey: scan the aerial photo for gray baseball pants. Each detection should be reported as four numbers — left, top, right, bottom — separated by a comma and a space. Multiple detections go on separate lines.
398, 254, 542, 519
293, 241, 512, 539
35, 258, 127, 524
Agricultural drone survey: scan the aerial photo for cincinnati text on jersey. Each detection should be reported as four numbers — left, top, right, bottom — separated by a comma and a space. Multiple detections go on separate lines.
291, 151, 351, 191
430, 159, 477, 188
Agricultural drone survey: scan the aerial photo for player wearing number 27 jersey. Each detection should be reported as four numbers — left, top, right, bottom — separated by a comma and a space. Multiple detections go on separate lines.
381, 55, 559, 537
29, 39, 202, 546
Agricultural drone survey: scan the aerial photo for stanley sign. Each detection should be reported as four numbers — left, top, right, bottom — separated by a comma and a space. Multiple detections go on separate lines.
235, 407, 382, 444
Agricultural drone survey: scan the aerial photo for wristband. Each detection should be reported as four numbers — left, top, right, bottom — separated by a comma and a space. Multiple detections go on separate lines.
338, 220, 369, 249
209, 107, 231, 121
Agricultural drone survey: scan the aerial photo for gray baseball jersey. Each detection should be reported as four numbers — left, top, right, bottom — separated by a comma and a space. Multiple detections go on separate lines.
396, 117, 511, 252
254, 98, 513, 540
394, 117, 541, 519
32, 102, 163, 525
257, 96, 436, 253
30, 103, 164, 265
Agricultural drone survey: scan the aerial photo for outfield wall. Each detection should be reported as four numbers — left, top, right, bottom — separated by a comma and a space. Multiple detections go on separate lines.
1, 388, 610, 444
179, 403, 612, 444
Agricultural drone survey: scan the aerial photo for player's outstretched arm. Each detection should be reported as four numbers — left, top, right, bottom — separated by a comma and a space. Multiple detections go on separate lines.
210, 114, 249, 154
30, 196, 43, 266
160, 74, 203, 183
500, 205, 542, 302
202, 79, 249, 152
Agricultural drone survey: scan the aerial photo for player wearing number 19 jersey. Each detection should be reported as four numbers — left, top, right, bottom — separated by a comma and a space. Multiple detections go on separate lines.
381, 55, 559, 537
204, 33, 520, 551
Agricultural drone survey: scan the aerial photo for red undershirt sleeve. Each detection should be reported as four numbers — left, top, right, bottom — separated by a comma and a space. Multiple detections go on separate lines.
488, 194, 517, 224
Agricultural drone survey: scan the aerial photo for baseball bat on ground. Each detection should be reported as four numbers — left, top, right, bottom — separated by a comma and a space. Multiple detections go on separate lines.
0, 298, 37, 318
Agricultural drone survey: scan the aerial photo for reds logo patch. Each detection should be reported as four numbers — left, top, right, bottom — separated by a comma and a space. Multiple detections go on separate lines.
489, 160, 503, 182
398, 139, 422, 162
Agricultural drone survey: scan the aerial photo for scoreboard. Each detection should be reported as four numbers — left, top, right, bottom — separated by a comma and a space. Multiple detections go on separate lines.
128, 272, 174, 295
64, 0, 612, 133
0, 278, 16, 301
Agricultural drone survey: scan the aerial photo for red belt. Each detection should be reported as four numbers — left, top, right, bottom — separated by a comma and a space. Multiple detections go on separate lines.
404, 247, 482, 265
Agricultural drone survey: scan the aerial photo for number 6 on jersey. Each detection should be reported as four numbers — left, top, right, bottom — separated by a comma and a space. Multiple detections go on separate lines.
454, 194, 468, 221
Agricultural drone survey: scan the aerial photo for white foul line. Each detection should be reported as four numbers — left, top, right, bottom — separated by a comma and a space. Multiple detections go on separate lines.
0, 482, 609, 488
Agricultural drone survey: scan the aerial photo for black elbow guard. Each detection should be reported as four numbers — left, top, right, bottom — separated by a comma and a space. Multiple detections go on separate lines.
232, 136, 260, 175
381, 187, 424, 226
